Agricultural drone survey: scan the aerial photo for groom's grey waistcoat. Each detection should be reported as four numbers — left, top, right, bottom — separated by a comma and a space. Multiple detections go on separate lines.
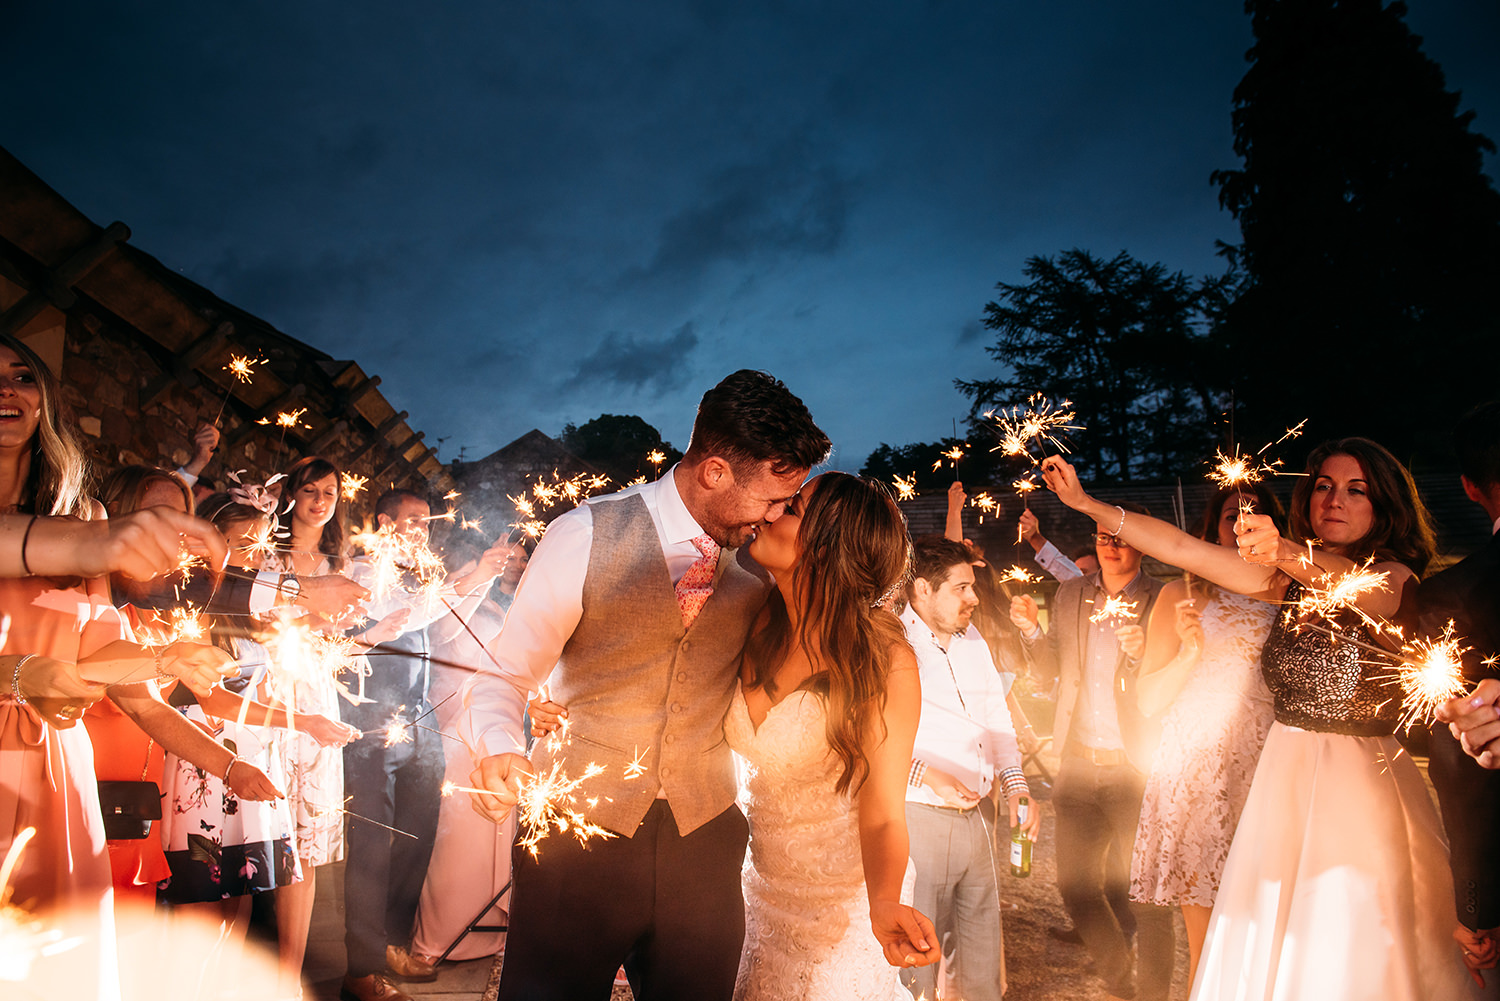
531, 493, 772, 837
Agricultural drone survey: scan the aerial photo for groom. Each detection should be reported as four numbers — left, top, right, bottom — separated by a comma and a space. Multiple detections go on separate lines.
462, 370, 830, 1001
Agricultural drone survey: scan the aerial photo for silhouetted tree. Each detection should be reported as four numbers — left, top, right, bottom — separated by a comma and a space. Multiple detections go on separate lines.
1213, 0, 1500, 463
957, 249, 1233, 483
559, 414, 682, 486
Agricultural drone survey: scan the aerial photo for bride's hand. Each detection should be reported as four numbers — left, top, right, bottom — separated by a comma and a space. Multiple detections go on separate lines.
870, 900, 940, 969
1039, 456, 1090, 511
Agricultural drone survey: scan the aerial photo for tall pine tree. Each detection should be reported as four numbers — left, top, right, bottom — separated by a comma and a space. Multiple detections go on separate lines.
1213, 0, 1500, 466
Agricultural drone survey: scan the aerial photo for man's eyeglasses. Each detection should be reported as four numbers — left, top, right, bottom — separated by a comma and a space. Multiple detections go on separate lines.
1091, 533, 1132, 549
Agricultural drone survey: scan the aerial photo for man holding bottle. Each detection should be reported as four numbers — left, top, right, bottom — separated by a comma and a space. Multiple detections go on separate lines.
900, 536, 1039, 1001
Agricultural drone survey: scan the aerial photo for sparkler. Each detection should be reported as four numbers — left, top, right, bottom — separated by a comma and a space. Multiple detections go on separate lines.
984, 394, 1084, 467
1288, 560, 1393, 634
310, 796, 417, 840
508, 470, 613, 542
1385, 621, 1470, 732
933, 444, 966, 479
0, 826, 80, 979
340, 472, 368, 502
211, 353, 266, 426
1088, 595, 1140, 626
892, 473, 917, 502
646, 449, 666, 479
970, 492, 998, 523
994, 564, 1042, 601
224, 354, 264, 385
513, 759, 617, 858
1208, 420, 1309, 518
460, 514, 485, 533
624, 745, 650, 780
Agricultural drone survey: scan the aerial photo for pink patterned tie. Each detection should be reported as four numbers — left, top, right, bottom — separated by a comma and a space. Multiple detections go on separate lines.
675, 534, 721, 628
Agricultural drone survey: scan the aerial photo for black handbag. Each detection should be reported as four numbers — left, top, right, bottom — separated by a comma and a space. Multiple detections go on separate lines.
96, 780, 162, 840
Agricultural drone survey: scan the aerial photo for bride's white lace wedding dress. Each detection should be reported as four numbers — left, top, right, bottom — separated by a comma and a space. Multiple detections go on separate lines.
724, 687, 911, 1001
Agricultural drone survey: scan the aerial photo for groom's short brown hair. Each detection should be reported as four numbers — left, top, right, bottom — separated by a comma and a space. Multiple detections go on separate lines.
683, 369, 830, 475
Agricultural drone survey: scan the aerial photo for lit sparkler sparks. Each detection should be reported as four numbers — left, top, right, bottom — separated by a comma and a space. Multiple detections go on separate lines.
933, 444, 966, 476
970, 492, 998, 523
1288, 560, 1393, 633
1207, 421, 1309, 514
139, 604, 207, 648
984, 394, 1084, 468
444, 490, 461, 502
1088, 595, 1140, 625
624, 745, 650, 780
259, 612, 366, 710
340, 472, 368, 501
381, 708, 413, 746
461, 514, 484, 533
224, 354, 264, 384
892, 472, 918, 502
514, 760, 617, 857
1385, 620, 1470, 732
1000, 565, 1042, 587
507, 470, 614, 542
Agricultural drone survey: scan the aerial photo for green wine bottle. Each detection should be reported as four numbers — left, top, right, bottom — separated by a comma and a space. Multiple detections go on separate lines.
1009, 796, 1032, 878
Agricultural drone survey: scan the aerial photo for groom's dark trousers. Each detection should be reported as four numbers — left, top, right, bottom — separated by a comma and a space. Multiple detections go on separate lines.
495, 800, 749, 1001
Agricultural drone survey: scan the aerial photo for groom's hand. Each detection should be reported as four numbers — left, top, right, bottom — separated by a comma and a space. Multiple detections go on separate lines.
870, 900, 940, 969
470, 752, 529, 823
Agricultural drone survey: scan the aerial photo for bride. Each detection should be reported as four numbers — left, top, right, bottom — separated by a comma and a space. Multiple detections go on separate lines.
730, 471, 938, 999
530, 471, 938, 999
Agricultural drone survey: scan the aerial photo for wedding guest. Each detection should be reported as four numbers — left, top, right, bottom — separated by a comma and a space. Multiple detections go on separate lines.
1130, 482, 1282, 986
409, 534, 529, 969
0, 334, 265, 1001
1010, 500, 1174, 1001
1042, 444, 1472, 1000
263, 455, 362, 999
1424, 402, 1500, 985
900, 535, 1038, 1001
342, 490, 508, 1000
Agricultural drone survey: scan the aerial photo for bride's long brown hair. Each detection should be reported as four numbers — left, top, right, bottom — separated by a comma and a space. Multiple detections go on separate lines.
743, 472, 913, 795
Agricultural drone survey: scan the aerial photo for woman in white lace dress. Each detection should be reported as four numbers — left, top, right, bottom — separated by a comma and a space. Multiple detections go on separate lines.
1130, 484, 1282, 986
727, 471, 939, 1001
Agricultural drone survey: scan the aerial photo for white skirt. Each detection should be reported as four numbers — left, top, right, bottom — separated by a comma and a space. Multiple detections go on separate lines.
1191, 723, 1477, 1001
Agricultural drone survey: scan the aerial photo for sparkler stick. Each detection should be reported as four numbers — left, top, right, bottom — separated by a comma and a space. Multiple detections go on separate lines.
311, 797, 418, 840
211, 354, 265, 427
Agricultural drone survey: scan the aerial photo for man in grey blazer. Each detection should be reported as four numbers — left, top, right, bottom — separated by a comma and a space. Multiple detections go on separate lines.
461, 370, 829, 1001
1011, 502, 1173, 1001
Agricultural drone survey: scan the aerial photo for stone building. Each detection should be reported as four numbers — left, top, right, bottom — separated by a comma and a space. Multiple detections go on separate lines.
0, 145, 454, 518
447, 429, 607, 546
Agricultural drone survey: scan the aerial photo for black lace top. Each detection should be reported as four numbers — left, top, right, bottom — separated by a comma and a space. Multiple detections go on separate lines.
1260, 581, 1400, 736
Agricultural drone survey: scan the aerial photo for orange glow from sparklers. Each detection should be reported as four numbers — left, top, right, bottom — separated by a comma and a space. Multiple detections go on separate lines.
1289, 560, 1392, 632
515, 760, 616, 858
892, 473, 917, 502
461, 514, 484, 533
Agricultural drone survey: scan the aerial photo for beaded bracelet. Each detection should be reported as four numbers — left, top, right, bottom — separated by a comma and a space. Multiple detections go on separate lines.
223, 755, 242, 785
10, 655, 35, 704
1111, 505, 1126, 537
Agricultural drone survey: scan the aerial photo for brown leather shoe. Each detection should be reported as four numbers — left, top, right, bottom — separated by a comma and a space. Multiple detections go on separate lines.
385, 944, 438, 983
340, 973, 412, 1001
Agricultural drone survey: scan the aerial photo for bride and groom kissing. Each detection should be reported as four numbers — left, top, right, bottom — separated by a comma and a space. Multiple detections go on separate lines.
460, 369, 941, 1001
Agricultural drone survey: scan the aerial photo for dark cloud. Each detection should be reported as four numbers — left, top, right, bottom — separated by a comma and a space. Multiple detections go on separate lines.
630, 140, 855, 284
957, 318, 985, 345
562, 322, 700, 394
